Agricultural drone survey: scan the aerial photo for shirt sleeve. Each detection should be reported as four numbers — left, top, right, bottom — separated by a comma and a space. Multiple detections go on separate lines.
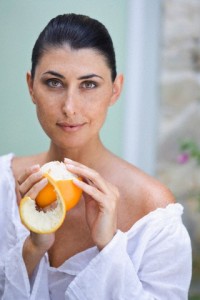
0, 154, 51, 300
65, 209, 192, 300
0, 236, 50, 300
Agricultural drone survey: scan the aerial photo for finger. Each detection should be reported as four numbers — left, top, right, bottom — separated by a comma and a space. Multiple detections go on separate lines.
73, 177, 119, 207
66, 163, 108, 193
72, 178, 105, 205
64, 158, 82, 167
26, 178, 48, 200
65, 159, 118, 197
15, 180, 22, 206
65, 158, 97, 174
17, 164, 40, 185
19, 170, 44, 197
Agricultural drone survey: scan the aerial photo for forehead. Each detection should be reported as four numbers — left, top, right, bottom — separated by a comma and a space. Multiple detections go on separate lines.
36, 45, 110, 76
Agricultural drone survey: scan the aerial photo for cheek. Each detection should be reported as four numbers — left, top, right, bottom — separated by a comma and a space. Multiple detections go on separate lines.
95, 92, 112, 114
35, 102, 48, 119
33, 89, 58, 116
34, 98, 57, 132
36, 106, 49, 131
88, 97, 110, 126
88, 88, 112, 110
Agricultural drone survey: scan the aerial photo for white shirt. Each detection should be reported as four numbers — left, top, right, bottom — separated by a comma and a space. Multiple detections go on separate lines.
0, 153, 192, 300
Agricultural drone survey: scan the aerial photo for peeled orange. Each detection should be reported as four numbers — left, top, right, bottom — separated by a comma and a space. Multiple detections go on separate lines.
36, 161, 82, 210
19, 161, 82, 233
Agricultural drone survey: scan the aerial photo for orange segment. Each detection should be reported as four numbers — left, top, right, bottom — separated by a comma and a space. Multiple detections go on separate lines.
36, 182, 57, 208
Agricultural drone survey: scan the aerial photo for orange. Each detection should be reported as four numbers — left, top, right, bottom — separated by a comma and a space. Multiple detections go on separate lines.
53, 178, 82, 210
19, 161, 82, 233
35, 174, 82, 211
35, 182, 56, 208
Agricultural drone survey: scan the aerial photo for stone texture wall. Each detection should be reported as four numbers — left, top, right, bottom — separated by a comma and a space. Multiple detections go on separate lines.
156, 0, 200, 296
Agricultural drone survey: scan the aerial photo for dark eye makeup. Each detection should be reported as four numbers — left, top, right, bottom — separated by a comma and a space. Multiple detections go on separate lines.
81, 81, 98, 89
45, 78, 63, 88
42, 77, 99, 90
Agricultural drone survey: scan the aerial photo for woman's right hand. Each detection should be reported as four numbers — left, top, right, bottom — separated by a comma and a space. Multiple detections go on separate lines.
17, 164, 46, 202
17, 164, 55, 257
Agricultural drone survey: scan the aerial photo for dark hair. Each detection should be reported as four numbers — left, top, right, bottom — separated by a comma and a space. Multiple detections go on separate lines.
31, 13, 117, 81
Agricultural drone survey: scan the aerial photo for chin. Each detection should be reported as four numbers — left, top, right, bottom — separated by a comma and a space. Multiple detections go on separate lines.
54, 136, 89, 151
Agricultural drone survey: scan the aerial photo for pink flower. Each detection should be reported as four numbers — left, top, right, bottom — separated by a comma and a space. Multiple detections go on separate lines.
177, 153, 190, 164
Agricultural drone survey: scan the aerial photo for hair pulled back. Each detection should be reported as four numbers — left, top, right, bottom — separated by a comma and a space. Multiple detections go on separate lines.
31, 13, 117, 81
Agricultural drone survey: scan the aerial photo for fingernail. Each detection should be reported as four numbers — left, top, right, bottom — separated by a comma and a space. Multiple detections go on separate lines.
72, 178, 79, 183
30, 164, 40, 171
64, 158, 72, 163
41, 178, 48, 186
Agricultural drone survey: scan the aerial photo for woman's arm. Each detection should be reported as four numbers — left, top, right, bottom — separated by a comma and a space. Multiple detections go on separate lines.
0, 162, 52, 299
17, 164, 55, 278
65, 208, 192, 300
0, 237, 50, 299
22, 232, 54, 278
63, 159, 192, 300
64, 158, 119, 251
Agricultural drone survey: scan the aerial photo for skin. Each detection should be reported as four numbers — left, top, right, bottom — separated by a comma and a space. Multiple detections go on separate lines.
12, 45, 175, 278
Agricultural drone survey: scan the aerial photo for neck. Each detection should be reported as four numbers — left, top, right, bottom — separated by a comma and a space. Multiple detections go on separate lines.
44, 136, 108, 169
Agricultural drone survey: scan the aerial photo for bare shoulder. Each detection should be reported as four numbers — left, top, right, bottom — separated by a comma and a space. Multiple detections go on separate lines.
108, 154, 174, 208
123, 161, 175, 211
105, 153, 175, 230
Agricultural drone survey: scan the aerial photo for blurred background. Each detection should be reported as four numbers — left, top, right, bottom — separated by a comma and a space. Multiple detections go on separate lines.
0, 0, 199, 298
158, 1, 200, 298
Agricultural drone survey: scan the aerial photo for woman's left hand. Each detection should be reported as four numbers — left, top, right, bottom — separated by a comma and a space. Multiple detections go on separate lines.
64, 158, 119, 250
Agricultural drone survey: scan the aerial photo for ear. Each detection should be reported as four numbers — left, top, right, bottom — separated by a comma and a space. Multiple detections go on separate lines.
109, 74, 124, 106
26, 72, 36, 104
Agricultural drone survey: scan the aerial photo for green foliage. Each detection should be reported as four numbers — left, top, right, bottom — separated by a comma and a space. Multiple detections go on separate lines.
181, 140, 200, 164
189, 295, 200, 300
179, 140, 200, 209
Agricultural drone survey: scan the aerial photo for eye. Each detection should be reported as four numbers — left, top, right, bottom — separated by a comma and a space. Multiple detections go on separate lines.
81, 81, 97, 89
46, 79, 63, 88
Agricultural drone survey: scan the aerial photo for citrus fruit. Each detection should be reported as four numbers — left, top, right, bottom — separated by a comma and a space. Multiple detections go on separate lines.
36, 161, 82, 210
19, 161, 82, 233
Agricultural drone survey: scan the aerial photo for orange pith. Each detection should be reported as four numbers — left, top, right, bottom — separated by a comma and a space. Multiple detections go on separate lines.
19, 195, 66, 234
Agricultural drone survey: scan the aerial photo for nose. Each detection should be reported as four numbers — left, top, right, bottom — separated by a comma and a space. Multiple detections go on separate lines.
62, 90, 79, 117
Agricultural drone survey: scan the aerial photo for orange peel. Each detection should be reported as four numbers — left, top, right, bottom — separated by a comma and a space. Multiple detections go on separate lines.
19, 161, 82, 233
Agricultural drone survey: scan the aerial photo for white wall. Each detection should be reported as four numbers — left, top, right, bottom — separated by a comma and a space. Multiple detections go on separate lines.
123, 0, 162, 175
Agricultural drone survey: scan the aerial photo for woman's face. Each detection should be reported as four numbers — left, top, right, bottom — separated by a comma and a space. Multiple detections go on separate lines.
27, 46, 123, 150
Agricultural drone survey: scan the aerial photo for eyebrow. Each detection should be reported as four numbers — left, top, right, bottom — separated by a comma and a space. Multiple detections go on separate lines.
77, 74, 103, 80
42, 71, 65, 78
42, 71, 103, 80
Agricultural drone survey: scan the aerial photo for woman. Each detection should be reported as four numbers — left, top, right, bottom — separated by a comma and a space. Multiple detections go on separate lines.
0, 13, 191, 299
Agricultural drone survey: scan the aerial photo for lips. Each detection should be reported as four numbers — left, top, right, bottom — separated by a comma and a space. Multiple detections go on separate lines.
56, 121, 86, 132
